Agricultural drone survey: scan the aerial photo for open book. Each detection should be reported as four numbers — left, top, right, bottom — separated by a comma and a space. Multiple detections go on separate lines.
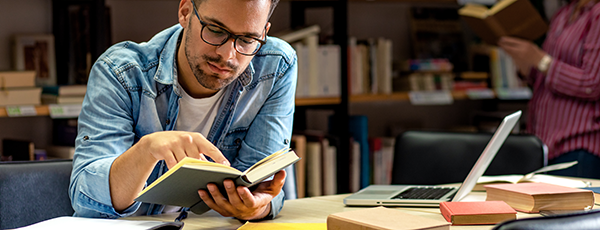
135, 148, 300, 215
458, 0, 548, 45
474, 161, 590, 191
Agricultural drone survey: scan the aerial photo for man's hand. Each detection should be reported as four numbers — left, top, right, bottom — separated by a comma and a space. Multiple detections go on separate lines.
198, 170, 286, 220
139, 131, 229, 169
110, 131, 229, 211
497, 36, 547, 76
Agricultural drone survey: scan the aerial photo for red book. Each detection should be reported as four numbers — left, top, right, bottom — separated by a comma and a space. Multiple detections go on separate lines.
485, 182, 595, 213
440, 201, 517, 225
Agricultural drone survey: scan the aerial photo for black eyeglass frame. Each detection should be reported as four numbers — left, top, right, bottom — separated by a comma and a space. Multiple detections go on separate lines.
190, 0, 267, 56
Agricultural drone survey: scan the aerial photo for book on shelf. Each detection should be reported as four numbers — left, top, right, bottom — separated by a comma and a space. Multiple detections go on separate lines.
458, 0, 548, 45
327, 207, 450, 230
0, 71, 36, 88
0, 87, 42, 106
484, 182, 595, 213
439, 201, 517, 225
474, 161, 586, 191
273, 24, 320, 44
290, 135, 307, 198
2, 139, 35, 161
135, 148, 300, 215
42, 85, 87, 96
349, 115, 370, 188
41, 94, 85, 105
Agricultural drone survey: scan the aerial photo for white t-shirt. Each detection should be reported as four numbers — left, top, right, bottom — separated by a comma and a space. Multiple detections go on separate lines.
161, 87, 225, 214
175, 87, 226, 135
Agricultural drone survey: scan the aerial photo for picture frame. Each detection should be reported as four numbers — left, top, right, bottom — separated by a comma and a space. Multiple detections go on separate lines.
13, 34, 57, 86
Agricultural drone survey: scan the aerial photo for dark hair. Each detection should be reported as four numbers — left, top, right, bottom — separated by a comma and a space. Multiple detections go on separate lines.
194, 0, 280, 19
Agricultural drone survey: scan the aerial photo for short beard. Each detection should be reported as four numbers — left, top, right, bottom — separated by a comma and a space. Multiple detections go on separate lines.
184, 22, 239, 91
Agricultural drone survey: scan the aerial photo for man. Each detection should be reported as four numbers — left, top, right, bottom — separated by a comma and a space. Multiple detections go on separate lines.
69, 0, 296, 221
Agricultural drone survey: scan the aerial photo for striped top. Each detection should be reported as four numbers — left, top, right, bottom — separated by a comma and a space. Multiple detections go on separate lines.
527, 1, 600, 159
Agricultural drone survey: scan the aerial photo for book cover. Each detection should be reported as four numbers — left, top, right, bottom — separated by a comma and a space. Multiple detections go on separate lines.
484, 182, 595, 213
459, 0, 548, 45
135, 148, 299, 215
439, 201, 516, 225
0, 71, 36, 88
327, 207, 450, 230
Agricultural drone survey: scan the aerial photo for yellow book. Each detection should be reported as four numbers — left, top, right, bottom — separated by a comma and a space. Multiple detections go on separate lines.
238, 222, 327, 230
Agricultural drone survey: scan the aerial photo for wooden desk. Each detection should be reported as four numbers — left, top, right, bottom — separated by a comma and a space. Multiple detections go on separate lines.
126, 177, 600, 230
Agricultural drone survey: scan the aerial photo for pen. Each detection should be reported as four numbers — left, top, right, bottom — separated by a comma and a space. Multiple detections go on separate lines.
175, 208, 189, 222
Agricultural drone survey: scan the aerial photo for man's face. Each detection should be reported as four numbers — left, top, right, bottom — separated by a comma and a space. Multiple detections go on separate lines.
184, 0, 271, 91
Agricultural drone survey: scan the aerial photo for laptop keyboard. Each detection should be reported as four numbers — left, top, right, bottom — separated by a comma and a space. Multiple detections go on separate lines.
392, 187, 455, 200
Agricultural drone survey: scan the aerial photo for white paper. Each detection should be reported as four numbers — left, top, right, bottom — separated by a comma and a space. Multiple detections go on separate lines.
16, 216, 181, 230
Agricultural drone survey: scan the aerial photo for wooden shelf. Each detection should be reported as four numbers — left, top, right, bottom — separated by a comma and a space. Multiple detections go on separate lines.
349, 91, 471, 103
0, 105, 50, 117
296, 97, 342, 106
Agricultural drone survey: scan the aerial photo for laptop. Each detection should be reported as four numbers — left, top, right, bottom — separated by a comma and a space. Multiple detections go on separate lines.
344, 110, 522, 207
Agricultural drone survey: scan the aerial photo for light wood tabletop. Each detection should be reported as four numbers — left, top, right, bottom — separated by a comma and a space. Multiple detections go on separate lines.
125, 176, 600, 230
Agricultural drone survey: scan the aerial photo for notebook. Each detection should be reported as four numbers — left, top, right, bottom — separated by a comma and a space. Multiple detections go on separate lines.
344, 110, 522, 207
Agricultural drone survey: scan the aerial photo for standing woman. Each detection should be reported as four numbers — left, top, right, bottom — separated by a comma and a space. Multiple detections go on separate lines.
498, 0, 600, 178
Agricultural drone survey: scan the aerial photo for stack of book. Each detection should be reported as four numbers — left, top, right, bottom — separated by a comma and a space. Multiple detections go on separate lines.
348, 37, 393, 95
275, 25, 341, 98
41, 84, 87, 105
0, 71, 42, 106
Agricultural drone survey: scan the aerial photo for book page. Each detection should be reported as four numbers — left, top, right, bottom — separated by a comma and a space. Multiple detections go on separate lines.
458, 3, 490, 18
15, 216, 182, 230
489, 0, 518, 15
244, 150, 299, 183
243, 148, 290, 174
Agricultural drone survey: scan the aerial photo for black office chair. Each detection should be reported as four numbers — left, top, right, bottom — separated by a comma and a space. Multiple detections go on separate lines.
392, 130, 547, 185
0, 160, 74, 229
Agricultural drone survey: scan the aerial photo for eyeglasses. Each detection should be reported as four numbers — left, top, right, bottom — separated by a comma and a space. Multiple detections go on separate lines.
190, 0, 267, 56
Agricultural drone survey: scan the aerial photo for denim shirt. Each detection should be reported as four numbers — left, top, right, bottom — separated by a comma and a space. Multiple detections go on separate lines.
69, 24, 297, 219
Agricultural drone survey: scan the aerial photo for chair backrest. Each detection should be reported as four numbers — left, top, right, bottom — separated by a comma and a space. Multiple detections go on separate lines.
0, 160, 74, 229
392, 130, 547, 185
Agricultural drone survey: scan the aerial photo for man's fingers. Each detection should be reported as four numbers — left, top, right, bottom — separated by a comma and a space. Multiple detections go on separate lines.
191, 133, 229, 166
182, 134, 201, 159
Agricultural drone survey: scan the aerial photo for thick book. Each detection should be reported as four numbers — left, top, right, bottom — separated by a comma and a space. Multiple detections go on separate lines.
439, 201, 516, 225
135, 148, 300, 215
458, 0, 548, 45
42, 85, 87, 96
474, 161, 586, 191
0, 71, 36, 88
327, 207, 450, 230
0, 87, 42, 106
485, 182, 595, 213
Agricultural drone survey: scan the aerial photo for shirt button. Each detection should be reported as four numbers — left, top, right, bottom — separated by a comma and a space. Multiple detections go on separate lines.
83, 136, 89, 140
284, 139, 289, 145
586, 88, 592, 94
165, 119, 170, 125
234, 138, 242, 145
